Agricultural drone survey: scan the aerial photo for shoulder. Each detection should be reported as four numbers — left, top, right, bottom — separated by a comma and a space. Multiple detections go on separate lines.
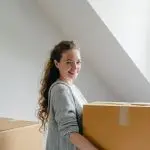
50, 81, 75, 106
50, 80, 71, 95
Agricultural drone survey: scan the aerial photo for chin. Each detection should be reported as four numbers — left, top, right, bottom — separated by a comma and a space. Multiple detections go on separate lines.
67, 76, 77, 82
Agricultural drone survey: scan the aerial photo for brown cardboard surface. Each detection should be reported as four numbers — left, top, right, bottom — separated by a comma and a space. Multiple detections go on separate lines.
0, 117, 43, 150
83, 102, 150, 150
0, 117, 37, 132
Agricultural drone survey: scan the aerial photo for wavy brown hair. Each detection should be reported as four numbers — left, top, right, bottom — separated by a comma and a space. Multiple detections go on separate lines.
37, 40, 77, 132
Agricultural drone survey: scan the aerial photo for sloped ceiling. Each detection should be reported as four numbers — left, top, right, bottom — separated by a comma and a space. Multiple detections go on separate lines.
87, 0, 150, 82
38, 0, 150, 102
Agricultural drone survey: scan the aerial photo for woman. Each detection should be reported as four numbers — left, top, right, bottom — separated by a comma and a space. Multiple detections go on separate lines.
37, 41, 99, 150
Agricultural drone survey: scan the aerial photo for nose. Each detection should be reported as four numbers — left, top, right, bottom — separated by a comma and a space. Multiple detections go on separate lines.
72, 62, 78, 70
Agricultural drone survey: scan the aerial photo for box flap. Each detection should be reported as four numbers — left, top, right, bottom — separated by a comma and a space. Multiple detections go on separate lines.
0, 117, 37, 132
84, 101, 150, 107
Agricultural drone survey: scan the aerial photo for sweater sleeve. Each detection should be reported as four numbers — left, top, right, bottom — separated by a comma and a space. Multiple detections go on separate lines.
52, 84, 79, 138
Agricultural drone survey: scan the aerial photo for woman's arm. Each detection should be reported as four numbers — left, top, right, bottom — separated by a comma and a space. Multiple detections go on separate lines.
52, 84, 103, 149
70, 132, 98, 150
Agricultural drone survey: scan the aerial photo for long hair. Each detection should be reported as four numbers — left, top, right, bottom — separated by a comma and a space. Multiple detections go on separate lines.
37, 40, 77, 132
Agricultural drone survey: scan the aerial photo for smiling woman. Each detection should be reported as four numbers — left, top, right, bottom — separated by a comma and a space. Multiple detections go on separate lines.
37, 40, 99, 150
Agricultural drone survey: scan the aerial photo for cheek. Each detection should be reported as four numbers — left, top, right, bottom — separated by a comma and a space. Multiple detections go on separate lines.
59, 64, 70, 74
78, 64, 81, 70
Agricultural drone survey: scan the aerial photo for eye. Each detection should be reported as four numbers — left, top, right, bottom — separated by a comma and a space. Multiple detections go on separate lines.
77, 60, 81, 64
66, 61, 72, 64
65, 60, 81, 65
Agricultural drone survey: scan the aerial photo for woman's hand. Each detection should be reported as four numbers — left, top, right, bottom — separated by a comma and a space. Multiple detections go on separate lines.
69, 132, 102, 150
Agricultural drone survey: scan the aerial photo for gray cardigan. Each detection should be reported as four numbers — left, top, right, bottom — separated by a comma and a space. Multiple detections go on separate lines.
45, 80, 87, 150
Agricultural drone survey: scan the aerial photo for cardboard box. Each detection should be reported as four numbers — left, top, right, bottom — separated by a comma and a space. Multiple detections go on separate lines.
0, 117, 43, 150
83, 102, 150, 150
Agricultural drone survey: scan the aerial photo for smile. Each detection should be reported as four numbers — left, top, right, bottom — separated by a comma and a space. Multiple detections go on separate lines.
68, 71, 76, 75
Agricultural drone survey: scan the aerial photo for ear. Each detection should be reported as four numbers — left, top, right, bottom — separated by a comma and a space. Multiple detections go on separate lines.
54, 60, 59, 68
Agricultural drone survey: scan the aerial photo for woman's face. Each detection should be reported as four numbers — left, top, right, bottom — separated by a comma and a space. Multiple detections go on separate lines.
54, 49, 81, 84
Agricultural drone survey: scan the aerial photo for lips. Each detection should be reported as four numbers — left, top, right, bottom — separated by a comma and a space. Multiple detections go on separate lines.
68, 71, 76, 75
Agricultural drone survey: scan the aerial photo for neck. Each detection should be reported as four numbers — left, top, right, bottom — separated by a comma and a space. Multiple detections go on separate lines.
58, 77, 73, 85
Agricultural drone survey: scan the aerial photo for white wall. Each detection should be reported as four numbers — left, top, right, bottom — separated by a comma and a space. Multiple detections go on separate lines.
146, 11, 150, 80
0, 0, 116, 121
0, 0, 62, 121
88, 0, 150, 80
75, 61, 117, 102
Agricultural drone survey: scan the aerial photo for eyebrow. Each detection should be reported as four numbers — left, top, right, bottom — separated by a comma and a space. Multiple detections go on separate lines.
66, 59, 81, 61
